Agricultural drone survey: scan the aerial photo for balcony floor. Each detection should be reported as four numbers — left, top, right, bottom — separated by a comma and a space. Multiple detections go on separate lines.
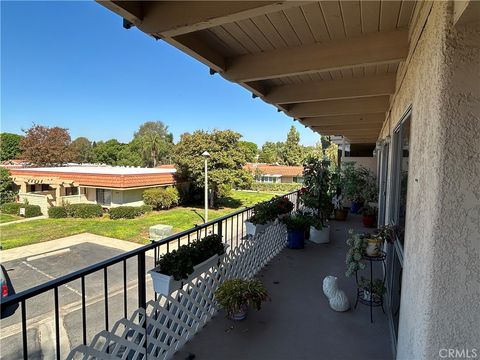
174, 214, 393, 360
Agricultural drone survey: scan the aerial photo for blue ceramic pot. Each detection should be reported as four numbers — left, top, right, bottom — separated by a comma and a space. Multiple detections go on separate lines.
350, 201, 364, 214
287, 229, 305, 249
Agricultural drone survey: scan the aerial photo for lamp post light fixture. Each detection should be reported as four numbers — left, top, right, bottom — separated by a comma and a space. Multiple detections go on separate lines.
202, 151, 211, 223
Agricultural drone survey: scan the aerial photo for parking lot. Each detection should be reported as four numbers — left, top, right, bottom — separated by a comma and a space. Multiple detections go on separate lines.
0, 234, 152, 359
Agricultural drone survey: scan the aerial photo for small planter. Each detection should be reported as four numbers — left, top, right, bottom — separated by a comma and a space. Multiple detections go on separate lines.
287, 229, 305, 249
309, 225, 330, 244
245, 221, 272, 237
334, 209, 348, 221
362, 215, 376, 228
229, 306, 248, 321
149, 252, 225, 296
350, 201, 364, 214
365, 238, 382, 257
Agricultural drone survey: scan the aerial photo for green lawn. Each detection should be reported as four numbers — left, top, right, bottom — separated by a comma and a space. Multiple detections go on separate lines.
0, 213, 22, 224
0, 190, 277, 250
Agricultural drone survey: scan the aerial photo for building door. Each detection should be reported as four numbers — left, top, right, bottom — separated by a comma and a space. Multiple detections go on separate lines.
96, 189, 112, 206
386, 109, 411, 351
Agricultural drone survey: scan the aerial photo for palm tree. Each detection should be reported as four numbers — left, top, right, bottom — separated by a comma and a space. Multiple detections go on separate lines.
140, 132, 162, 167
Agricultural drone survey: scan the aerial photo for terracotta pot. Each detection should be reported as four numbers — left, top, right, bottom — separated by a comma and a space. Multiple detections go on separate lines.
362, 215, 376, 228
334, 209, 348, 221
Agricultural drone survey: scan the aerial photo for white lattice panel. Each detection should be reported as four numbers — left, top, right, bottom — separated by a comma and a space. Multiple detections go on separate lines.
68, 222, 287, 360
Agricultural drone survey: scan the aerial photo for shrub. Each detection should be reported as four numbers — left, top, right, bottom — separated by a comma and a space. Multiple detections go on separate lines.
24, 205, 42, 218
109, 206, 137, 220
66, 203, 103, 218
143, 187, 179, 210
138, 204, 153, 214
249, 182, 301, 192
155, 234, 225, 281
215, 279, 268, 316
0, 202, 22, 215
48, 206, 68, 218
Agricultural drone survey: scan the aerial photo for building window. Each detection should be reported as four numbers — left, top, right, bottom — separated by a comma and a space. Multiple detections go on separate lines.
96, 188, 111, 206
293, 176, 304, 184
65, 187, 79, 196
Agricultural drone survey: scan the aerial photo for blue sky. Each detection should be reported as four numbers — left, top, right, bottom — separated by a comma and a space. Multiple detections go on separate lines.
1, 1, 319, 147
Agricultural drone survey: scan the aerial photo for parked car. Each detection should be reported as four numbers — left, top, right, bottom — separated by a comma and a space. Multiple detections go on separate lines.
0, 265, 19, 319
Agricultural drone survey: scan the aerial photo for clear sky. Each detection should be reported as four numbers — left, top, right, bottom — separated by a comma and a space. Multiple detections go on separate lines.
1, 1, 320, 147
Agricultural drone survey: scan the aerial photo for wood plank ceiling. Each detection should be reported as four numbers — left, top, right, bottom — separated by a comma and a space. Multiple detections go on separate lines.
98, 1, 416, 144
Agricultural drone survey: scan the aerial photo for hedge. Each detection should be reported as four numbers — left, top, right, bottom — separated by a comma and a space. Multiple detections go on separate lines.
24, 205, 42, 218
48, 206, 68, 218
109, 205, 153, 220
143, 187, 179, 210
66, 203, 103, 218
0, 202, 22, 215
249, 182, 302, 193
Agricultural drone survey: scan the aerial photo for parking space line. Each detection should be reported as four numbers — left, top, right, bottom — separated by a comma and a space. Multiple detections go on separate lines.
21, 261, 83, 298
26, 248, 71, 262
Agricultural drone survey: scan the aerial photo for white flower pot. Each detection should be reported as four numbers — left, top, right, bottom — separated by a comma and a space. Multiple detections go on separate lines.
309, 225, 330, 244
245, 221, 272, 237
149, 251, 226, 296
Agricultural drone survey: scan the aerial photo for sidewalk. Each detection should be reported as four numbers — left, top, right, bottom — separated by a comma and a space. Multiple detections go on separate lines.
0, 215, 47, 227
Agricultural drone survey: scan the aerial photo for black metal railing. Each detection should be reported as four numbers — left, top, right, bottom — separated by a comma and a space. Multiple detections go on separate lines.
1, 190, 299, 359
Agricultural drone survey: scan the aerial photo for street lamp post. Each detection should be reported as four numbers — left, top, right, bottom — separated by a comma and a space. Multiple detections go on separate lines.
202, 151, 210, 223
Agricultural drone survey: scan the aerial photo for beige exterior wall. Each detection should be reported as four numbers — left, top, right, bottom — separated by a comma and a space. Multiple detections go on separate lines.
18, 193, 52, 215
377, 2, 480, 358
341, 157, 378, 177
121, 188, 145, 207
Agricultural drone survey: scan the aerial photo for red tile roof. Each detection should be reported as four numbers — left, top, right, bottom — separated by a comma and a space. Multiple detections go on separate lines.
244, 163, 303, 177
9, 167, 176, 188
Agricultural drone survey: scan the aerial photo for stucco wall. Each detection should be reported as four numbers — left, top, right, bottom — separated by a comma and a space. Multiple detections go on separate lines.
379, 2, 480, 359
121, 188, 145, 207
341, 156, 377, 177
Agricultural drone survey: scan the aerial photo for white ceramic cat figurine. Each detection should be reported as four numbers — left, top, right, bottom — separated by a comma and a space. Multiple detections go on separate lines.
323, 276, 350, 312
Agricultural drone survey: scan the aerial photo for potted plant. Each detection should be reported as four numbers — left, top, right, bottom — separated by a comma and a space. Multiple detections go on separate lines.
373, 224, 398, 244
300, 155, 332, 242
215, 278, 268, 321
271, 196, 294, 219
345, 230, 367, 277
360, 205, 377, 228
332, 188, 348, 221
245, 202, 274, 237
149, 234, 226, 295
358, 277, 386, 302
281, 212, 311, 249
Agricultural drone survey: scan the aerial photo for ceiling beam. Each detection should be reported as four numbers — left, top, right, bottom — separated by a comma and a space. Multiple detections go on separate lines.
265, 75, 396, 104
300, 113, 385, 127
287, 96, 389, 118
138, 1, 308, 37
225, 30, 409, 82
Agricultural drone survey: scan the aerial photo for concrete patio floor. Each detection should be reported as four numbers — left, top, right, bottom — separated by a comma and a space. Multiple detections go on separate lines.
174, 214, 393, 360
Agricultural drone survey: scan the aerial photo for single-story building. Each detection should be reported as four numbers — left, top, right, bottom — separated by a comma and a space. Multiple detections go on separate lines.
8, 165, 176, 213
244, 163, 304, 183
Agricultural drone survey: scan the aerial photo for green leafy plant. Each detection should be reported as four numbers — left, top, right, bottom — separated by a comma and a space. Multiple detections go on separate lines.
48, 206, 68, 218
23, 205, 42, 218
0, 202, 22, 215
215, 278, 268, 316
360, 205, 378, 217
143, 186, 179, 210
66, 203, 103, 218
109, 206, 139, 219
300, 155, 332, 228
250, 182, 301, 192
345, 229, 367, 277
281, 211, 311, 231
271, 196, 294, 216
358, 277, 386, 296
155, 234, 225, 281
373, 224, 398, 244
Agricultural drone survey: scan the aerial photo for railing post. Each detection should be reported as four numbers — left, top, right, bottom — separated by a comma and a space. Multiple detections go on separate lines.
138, 252, 146, 310
217, 219, 223, 241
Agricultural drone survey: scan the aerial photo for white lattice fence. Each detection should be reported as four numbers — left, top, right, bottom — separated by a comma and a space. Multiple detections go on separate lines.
68, 222, 287, 360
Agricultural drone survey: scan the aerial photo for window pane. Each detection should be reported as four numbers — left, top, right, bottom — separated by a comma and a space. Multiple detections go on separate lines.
398, 118, 410, 245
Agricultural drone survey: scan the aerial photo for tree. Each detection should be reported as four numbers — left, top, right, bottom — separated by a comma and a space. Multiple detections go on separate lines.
258, 142, 278, 163
134, 121, 174, 167
0, 167, 16, 204
0, 133, 23, 161
92, 139, 124, 165
174, 130, 253, 203
238, 141, 258, 162
21, 125, 73, 166
70, 137, 94, 163
281, 126, 304, 166
116, 142, 144, 166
